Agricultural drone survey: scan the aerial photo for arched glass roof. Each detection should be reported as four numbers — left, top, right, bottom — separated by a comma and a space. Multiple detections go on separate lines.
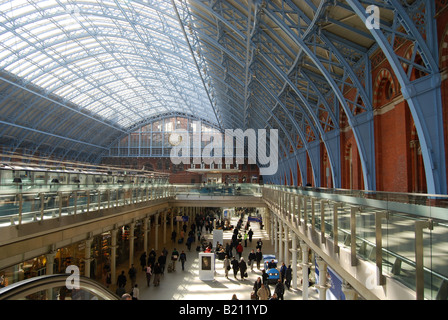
0, 0, 217, 128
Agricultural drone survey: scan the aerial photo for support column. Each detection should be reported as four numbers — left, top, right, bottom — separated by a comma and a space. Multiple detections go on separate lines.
274, 215, 278, 254
290, 234, 298, 289
143, 216, 149, 254
129, 221, 136, 269
284, 224, 289, 266
155, 213, 160, 251
300, 241, 310, 300
270, 211, 274, 246
171, 209, 174, 232
46, 249, 56, 275
84, 236, 93, 278
45, 247, 57, 300
163, 211, 167, 245
316, 256, 330, 300
278, 219, 283, 263
110, 227, 118, 283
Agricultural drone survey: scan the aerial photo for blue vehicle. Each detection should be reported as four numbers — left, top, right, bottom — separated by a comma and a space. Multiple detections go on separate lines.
263, 254, 280, 284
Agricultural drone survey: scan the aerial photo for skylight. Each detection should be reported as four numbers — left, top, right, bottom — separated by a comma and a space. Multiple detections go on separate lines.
0, 0, 216, 129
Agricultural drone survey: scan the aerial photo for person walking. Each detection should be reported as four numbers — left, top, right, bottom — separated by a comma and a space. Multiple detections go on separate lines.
248, 228, 253, 243
255, 248, 263, 270
253, 277, 262, 300
131, 284, 139, 300
153, 262, 162, 286
147, 249, 156, 268
275, 279, 285, 300
244, 232, 248, 247
248, 249, 256, 271
236, 242, 243, 259
139, 252, 147, 271
256, 238, 263, 250
128, 264, 137, 287
261, 269, 268, 285
158, 252, 167, 275
179, 250, 187, 271
171, 248, 179, 271
280, 262, 287, 283
223, 255, 231, 279
285, 265, 292, 290
116, 270, 127, 289
257, 283, 270, 300
145, 264, 152, 287
231, 256, 239, 279
239, 257, 247, 280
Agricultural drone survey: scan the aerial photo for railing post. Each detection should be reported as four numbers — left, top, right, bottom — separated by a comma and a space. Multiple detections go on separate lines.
303, 196, 308, 228
97, 190, 101, 211
73, 191, 77, 215
18, 193, 23, 225
311, 197, 316, 230
40, 193, 44, 221
86, 190, 90, 213
415, 219, 433, 300
375, 210, 388, 286
58, 192, 62, 219
350, 206, 359, 266
320, 199, 326, 244
333, 203, 341, 254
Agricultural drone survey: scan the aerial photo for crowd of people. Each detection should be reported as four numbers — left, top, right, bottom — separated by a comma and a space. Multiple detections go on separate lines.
113, 208, 294, 300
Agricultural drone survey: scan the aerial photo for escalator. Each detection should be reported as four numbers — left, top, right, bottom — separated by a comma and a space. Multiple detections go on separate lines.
0, 274, 120, 300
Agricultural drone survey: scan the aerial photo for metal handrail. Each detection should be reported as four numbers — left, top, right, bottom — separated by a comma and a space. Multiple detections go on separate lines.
0, 274, 120, 300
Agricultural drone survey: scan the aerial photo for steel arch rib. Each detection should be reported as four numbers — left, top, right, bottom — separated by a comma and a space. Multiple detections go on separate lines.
263, 4, 376, 191
346, 0, 446, 194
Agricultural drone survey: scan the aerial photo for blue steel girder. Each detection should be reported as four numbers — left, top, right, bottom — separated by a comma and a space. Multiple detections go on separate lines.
258, 53, 341, 187
187, 0, 342, 186
249, 3, 364, 187
263, 2, 377, 191
247, 104, 289, 165
189, 3, 310, 148
251, 75, 322, 185
345, 0, 446, 194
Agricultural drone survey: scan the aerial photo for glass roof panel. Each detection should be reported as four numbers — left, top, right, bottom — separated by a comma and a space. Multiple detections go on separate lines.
0, 0, 218, 129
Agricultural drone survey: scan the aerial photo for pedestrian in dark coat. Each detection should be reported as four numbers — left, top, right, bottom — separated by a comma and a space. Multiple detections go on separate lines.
248, 229, 254, 243
285, 265, 292, 289
239, 258, 247, 280
253, 277, 262, 300
180, 251, 187, 271
280, 262, 287, 283
140, 252, 147, 271
117, 270, 127, 288
275, 279, 285, 300
255, 248, 263, 269
231, 256, 239, 279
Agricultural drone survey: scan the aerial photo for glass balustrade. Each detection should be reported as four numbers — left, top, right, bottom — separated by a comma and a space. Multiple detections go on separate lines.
262, 184, 448, 300
1, 182, 447, 299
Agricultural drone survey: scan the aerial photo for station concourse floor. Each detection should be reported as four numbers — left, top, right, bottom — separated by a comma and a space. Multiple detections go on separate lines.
111, 214, 319, 301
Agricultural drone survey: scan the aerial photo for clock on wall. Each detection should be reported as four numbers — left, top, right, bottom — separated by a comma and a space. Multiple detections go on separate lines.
168, 133, 182, 146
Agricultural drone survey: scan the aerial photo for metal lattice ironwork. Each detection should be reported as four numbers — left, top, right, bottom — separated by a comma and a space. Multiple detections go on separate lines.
0, 0, 445, 193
